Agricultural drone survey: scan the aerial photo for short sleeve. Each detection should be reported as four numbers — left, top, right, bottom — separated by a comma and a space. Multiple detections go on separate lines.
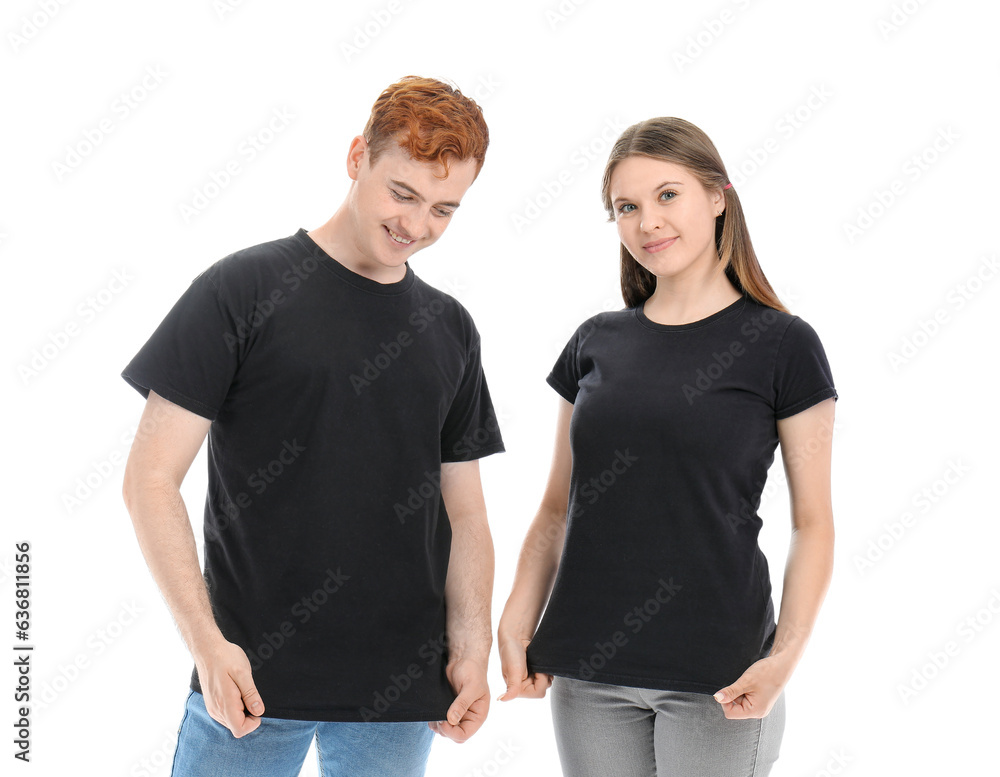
772, 317, 838, 420
121, 268, 242, 421
440, 337, 506, 462
546, 325, 585, 404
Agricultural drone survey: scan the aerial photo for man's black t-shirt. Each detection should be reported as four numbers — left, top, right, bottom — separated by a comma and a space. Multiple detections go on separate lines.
121, 229, 505, 722
525, 293, 837, 694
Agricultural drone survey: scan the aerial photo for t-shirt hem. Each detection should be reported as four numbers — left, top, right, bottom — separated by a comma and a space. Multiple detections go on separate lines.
775, 386, 838, 420
545, 373, 577, 404
528, 663, 724, 696
120, 371, 219, 421
189, 687, 449, 722
441, 440, 506, 462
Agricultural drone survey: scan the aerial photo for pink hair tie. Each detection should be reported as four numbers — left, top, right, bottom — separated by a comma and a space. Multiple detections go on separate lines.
724, 182, 733, 190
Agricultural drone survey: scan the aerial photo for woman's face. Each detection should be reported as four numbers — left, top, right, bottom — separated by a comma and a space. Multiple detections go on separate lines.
609, 156, 725, 285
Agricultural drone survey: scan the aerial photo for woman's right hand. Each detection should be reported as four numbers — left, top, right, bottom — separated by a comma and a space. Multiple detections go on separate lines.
496, 631, 553, 701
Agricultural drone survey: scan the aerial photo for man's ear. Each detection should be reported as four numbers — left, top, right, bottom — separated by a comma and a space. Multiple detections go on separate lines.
346, 135, 369, 181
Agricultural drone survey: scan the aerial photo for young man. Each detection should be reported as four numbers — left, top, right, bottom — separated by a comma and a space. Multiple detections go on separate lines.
121, 76, 504, 777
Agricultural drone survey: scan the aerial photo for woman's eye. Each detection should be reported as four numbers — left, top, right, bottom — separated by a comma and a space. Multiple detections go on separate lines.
618, 203, 635, 214
659, 190, 676, 201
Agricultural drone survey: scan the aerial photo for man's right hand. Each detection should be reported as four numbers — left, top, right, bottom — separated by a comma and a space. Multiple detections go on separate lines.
194, 639, 265, 737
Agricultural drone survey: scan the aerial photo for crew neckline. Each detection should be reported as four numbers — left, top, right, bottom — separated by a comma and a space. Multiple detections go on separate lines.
634, 293, 747, 332
295, 228, 415, 296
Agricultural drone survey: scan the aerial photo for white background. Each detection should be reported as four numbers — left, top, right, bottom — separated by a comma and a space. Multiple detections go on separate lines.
3, 0, 998, 774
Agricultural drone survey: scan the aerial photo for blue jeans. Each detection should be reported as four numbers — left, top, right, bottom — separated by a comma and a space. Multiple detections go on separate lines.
170, 690, 435, 777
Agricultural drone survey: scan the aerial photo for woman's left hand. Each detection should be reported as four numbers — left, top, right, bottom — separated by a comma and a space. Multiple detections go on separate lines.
712, 653, 793, 719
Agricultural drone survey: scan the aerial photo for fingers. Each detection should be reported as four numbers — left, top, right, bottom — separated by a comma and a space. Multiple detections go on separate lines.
206, 686, 261, 738
446, 692, 472, 727
433, 694, 489, 743
497, 641, 527, 702
202, 652, 265, 738
234, 667, 265, 717
498, 640, 553, 701
498, 672, 552, 701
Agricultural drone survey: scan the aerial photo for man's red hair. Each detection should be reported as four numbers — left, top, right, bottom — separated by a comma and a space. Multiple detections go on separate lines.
363, 76, 489, 179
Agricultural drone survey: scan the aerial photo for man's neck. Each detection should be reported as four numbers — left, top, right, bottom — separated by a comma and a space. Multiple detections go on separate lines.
307, 208, 407, 285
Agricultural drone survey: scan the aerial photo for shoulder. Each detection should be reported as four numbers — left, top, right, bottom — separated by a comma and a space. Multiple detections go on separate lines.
563, 307, 633, 347
409, 273, 484, 348
739, 298, 826, 352
199, 232, 315, 295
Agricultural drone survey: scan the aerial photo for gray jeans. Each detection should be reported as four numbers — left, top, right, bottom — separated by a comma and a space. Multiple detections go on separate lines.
550, 676, 785, 777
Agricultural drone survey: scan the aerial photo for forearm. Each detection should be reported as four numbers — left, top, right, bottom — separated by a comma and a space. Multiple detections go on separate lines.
123, 476, 225, 659
769, 520, 835, 673
499, 507, 565, 639
444, 510, 495, 666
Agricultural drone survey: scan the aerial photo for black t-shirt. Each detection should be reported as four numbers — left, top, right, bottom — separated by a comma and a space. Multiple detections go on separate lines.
121, 229, 505, 722
525, 293, 837, 694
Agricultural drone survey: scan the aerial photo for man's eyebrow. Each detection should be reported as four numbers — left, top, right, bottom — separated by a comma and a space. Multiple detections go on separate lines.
612, 181, 685, 205
390, 179, 462, 209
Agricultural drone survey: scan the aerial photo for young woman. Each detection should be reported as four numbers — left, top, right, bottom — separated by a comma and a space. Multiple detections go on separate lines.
498, 117, 838, 777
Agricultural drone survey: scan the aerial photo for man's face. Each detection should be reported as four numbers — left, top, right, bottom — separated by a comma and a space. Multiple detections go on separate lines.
346, 136, 479, 276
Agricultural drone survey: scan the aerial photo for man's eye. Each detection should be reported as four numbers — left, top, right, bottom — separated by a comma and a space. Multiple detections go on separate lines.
390, 189, 412, 201
435, 208, 453, 217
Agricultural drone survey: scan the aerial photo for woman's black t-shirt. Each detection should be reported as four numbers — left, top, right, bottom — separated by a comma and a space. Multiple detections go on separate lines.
525, 293, 837, 694
121, 229, 505, 721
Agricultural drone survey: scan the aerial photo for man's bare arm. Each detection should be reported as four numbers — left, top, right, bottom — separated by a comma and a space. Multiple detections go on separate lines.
121, 389, 263, 737
430, 458, 494, 743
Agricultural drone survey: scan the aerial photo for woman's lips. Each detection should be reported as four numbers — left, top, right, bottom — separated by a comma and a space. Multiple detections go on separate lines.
644, 236, 678, 253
